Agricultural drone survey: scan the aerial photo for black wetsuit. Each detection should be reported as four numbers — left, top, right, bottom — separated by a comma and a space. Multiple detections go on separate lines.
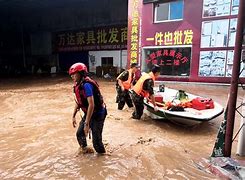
131, 79, 154, 119
116, 70, 134, 110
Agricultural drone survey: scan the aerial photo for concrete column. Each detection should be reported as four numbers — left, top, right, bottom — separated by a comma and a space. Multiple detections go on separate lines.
236, 96, 245, 156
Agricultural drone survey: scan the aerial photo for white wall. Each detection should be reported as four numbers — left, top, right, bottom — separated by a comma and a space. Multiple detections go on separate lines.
88, 50, 127, 73
121, 50, 127, 69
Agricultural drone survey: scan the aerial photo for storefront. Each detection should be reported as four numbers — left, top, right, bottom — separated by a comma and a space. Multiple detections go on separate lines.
128, 0, 245, 83
53, 25, 127, 74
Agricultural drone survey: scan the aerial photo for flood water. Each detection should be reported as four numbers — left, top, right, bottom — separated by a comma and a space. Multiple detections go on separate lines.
0, 76, 244, 179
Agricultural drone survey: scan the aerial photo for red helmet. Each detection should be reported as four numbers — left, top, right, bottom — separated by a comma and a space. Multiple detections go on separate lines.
69, 63, 88, 75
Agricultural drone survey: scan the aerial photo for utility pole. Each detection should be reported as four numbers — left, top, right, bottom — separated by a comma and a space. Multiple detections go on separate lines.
224, 0, 245, 157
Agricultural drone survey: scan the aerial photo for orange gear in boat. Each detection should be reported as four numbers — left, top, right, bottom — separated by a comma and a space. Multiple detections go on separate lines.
165, 101, 173, 109
179, 101, 192, 108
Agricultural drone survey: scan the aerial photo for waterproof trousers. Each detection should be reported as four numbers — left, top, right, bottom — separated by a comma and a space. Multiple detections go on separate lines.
116, 85, 133, 110
130, 91, 144, 120
76, 109, 107, 153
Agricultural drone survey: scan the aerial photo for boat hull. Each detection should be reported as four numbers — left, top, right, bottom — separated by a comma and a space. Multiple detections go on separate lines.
143, 88, 224, 126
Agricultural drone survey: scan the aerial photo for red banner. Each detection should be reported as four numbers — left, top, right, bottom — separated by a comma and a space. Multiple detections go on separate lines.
127, 0, 143, 65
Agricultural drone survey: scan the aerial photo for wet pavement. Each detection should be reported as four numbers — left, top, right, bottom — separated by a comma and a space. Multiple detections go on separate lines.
0, 75, 244, 179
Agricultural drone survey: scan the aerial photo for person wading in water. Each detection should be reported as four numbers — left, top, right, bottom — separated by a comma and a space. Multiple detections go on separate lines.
130, 64, 161, 120
69, 62, 107, 154
116, 63, 139, 110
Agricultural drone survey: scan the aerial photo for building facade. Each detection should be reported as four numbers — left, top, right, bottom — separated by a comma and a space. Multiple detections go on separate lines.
53, 25, 128, 74
0, 0, 128, 76
128, 0, 245, 83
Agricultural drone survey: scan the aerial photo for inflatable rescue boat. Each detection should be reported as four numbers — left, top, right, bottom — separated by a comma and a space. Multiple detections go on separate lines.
144, 86, 224, 126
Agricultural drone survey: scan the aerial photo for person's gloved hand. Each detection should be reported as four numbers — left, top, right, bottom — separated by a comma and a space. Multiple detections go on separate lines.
154, 106, 159, 111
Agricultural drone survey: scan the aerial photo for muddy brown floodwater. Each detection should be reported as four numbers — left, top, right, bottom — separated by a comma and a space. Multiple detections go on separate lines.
0, 75, 244, 179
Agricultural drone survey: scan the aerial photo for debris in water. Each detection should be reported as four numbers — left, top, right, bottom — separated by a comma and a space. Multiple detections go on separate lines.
77, 147, 94, 155
13, 125, 24, 128
137, 137, 155, 145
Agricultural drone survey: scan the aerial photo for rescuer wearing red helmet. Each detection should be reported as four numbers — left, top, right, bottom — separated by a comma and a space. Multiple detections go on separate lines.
69, 62, 106, 154
116, 63, 139, 110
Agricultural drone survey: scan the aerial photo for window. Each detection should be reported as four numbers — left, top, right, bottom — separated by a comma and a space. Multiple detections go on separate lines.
201, 19, 229, 48
154, 0, 184, 22
101, 57, 113, 67
202, 0, 231, 17
199, 50, 245, 77
142, 47, 191, 76
199, 51, 226, 77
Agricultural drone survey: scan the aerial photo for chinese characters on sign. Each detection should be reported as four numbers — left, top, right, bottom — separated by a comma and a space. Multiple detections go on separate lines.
144, 48, 191, 76
54, 25, 127, 52
146, 30, 193, 46
130, 0, 140, 63
145, 49, 189, 66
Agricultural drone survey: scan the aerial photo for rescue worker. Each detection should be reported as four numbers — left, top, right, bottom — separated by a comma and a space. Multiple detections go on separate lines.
69, 62, 107, 154
116, 63, 139, 110
131, 64, 161, 120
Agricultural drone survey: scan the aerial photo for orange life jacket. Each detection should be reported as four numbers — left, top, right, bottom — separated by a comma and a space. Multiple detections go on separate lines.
117, 68, 134, 90
132, 72, 155, 98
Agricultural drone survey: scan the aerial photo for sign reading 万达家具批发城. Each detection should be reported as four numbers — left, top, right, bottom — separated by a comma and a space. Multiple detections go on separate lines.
53, 25, 127, 52
143, 47, 191, 76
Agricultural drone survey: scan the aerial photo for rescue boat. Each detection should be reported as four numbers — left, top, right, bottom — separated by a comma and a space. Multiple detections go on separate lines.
144, 86, 224, 126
